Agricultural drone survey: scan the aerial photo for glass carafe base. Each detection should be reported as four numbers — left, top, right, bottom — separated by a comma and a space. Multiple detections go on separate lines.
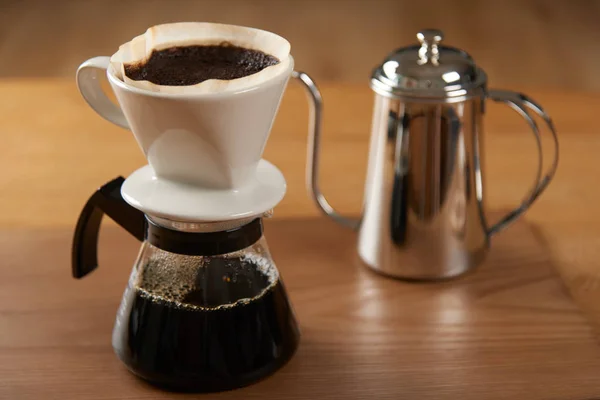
112, 277, 299, 392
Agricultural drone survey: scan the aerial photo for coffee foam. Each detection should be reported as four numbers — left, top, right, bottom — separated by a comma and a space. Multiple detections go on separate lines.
134, 250, 279, 311
110, 22, 291, 94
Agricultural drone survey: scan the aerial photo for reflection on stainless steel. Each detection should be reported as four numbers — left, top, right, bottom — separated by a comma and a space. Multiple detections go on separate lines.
357, 95, 488, 279
293, 29, 559, 281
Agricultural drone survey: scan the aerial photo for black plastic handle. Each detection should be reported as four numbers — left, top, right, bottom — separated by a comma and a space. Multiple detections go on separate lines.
71, 177, 146, 278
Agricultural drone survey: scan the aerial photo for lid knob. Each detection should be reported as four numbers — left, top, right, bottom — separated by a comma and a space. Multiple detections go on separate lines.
417, 29, 444, 66
370, 29, 486, 100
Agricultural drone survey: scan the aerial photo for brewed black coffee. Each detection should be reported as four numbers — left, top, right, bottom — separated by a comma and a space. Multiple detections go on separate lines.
112, 256, 299, 392
124, 44, 280, 86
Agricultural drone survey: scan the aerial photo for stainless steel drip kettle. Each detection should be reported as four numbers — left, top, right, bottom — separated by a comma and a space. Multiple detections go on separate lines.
293, 29, 559, 280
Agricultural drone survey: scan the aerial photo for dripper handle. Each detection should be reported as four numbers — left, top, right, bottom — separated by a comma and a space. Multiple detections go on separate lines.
72, 177, 146, 278
76, 56, 130, 129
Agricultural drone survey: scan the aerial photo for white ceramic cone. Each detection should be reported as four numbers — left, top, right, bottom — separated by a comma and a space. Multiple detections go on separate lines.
104, 22, 293, 189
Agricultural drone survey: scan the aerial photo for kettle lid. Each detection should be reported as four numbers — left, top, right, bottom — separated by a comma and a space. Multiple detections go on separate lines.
371, 29, 487, 100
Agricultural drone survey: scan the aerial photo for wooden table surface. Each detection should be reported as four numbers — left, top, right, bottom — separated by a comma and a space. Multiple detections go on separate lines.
2, 79, 600, 398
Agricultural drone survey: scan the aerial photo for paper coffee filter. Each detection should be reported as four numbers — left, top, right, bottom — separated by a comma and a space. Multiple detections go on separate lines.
110, 22, 291, 94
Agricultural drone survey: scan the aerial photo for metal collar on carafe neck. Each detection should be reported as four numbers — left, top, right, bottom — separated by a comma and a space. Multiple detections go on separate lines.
370, 29, 488, 102
149, 212, 271, 233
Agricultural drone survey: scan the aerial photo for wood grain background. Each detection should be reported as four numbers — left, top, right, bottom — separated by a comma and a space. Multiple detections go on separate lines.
1, 0, 600, 90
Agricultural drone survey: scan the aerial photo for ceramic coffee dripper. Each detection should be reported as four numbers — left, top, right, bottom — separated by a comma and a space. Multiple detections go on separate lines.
76, 22, 293, 190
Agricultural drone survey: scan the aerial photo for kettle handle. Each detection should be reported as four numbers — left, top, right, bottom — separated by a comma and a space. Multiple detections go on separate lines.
293, 71, 361, 230
72, 177, 146, 278
486, 90, 559, 236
